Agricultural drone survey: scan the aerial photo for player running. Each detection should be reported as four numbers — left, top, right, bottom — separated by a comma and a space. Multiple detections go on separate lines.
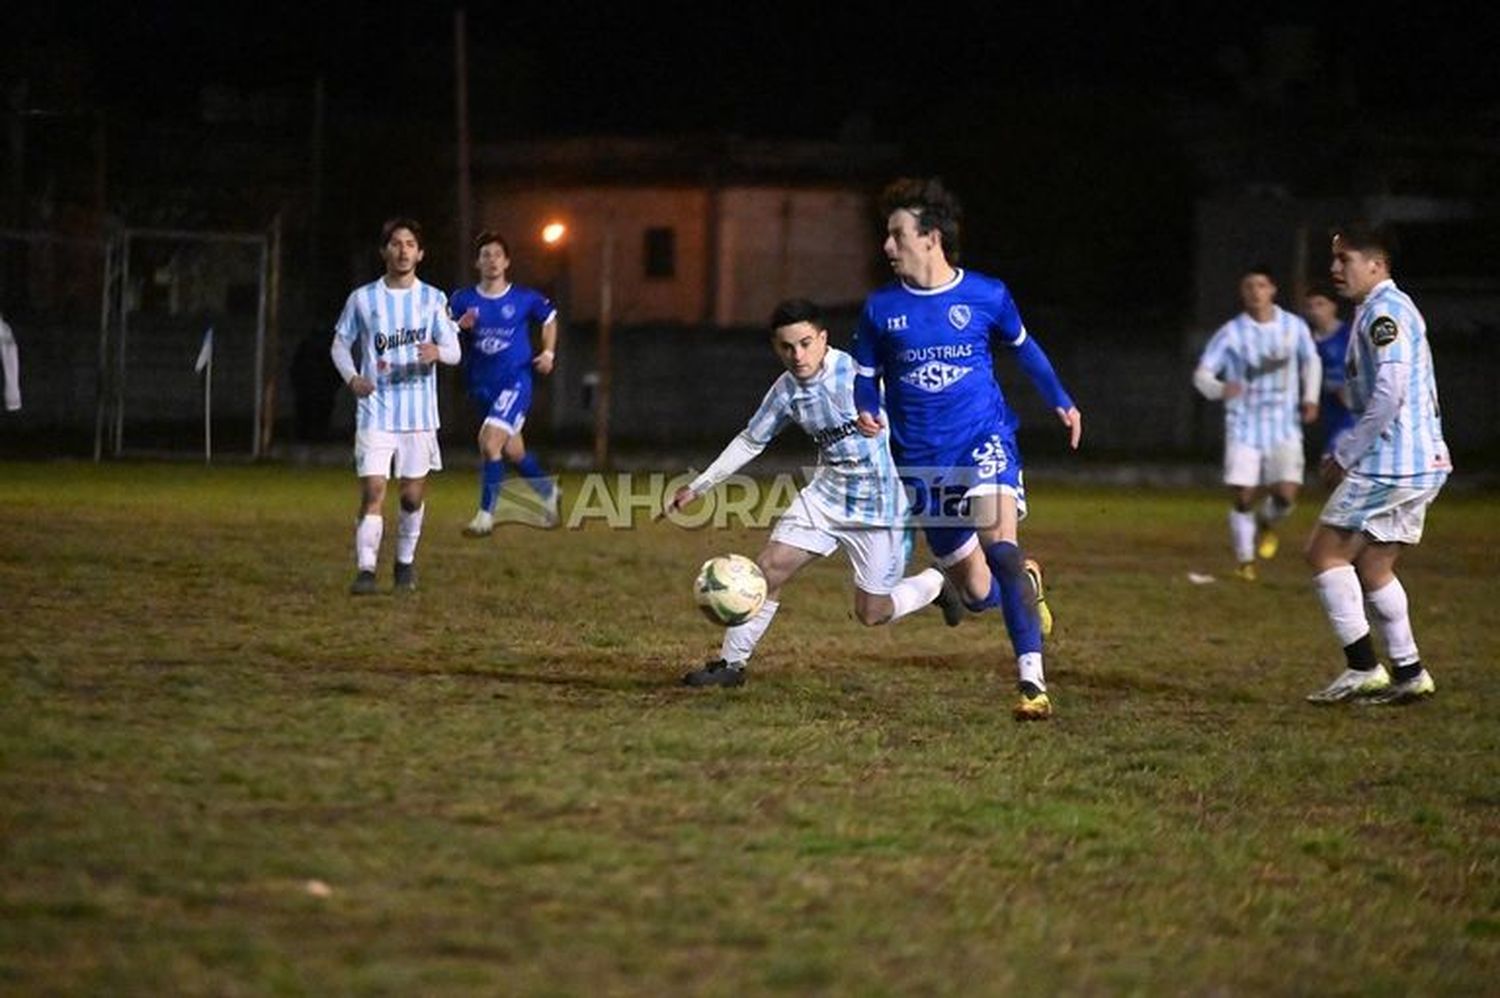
450, 231, 561, 536
667, 298, 962, 688
1193, 267, 1321, 579
852, 178, 1082, 721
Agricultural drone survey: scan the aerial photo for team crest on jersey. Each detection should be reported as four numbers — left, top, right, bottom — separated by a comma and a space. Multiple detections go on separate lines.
1370, 316, 1399, 347
501, 304, 516, 320
947, 304, 972, 330
901, 360, 973, 393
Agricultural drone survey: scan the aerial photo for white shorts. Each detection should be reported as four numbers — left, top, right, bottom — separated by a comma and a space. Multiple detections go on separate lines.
355, 428, 442, 480
1319, 473, 1445, 545
1224, 438, 1304, 488
770, 488, 907, 595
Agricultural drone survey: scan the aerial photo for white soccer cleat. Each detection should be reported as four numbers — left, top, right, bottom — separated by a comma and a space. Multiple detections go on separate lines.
462, 510, 494, 537
1306, 664, 1391, 704
541, 487, 561, 528
1360, 669, 1436, 706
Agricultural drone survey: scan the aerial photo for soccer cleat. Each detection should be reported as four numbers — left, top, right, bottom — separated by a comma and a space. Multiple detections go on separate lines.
462, 510, 495, 537
1360, 669, 1435, 706
1234, 562, 1257, 582
1023, 557, 1053, 638
349, 570, 379, 596
393, 561, 417, 593
681, 659, 746, 688
540, 486, 561, 529
934, 575, 965, 627
1013, 683, 1053, 721
1256, 527, 1280, 560
1305, 663, 1391, 704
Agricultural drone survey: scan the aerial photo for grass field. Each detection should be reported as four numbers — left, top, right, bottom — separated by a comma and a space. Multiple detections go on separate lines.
2, 460, 1497, 994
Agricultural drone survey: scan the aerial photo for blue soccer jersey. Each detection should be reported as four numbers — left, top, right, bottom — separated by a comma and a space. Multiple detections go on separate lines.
1197, 305, 1319, 450
333, 278, 458, 432
449, 283, 556, 399
1314, 320, 1354, 451
1341, 279, 1450, 485
851, 269, 1071, 465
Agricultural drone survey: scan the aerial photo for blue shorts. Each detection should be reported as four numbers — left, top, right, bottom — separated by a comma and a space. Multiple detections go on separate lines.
899, 428, 1027, 563
468, 376, 532, 435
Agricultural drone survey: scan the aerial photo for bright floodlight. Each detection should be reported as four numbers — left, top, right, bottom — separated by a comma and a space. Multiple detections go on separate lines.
541, 222, 567, 245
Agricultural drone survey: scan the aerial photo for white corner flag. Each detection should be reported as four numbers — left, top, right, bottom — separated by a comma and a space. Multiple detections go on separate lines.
193, 327, 215, 374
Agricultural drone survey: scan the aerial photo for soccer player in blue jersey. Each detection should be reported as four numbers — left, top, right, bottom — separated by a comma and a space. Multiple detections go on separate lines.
1303, 284, 1354, 459
450, 231, 560, 536
1193, 267, 1321, 580
1305, 223, 1451, 706
667, 298, 961, 688
851, 178, 1082, 721
330, 218, 461, 595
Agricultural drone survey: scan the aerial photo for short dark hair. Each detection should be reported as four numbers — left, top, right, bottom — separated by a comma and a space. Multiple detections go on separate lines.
1243, 263, 1277, 285
1333, 221, 1397, 268
473, 230, 510, 256
1305, 282, 1339, 302
880, 177, 962, 262
380, 217, 424, 248
770, 298, 825, 332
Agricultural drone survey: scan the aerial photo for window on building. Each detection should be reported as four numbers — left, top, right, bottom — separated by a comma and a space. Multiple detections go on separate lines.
644, 227, 675, 279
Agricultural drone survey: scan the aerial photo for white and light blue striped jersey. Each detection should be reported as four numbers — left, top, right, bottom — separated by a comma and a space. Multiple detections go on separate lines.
1198, 305, 1318, 449
334, 278, 459, 432
742, 348, 905, 525
1344, 279, 1450, 485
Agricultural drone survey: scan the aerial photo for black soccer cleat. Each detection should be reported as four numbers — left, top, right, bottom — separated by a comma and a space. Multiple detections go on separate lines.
681, 659, 747, 688
934, 575, 965, 627
349, 570, 379, 596
393, 561, 417, 593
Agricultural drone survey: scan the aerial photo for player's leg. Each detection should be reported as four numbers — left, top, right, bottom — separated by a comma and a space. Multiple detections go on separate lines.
503, 428, 560, 527
350, 428, 395, 595
844, 524, 944, 627
683, 539, 820, 688
1224, 442, 1260, 579
465, 418, 511, 537
970, 489, 1051, 719
391, 431, 441, 592
1304, 521, 1390, 702
1256, 440, 1305, 560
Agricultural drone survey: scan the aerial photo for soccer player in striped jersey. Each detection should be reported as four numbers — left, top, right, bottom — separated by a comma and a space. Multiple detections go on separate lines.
1306, 223, 1451, 706
667, 298, 960, 688
1193, 267, 1321, 580
450, 231, 560, 536
330, 218, 461, 595
851, 178, 1083, 721
1303, 284, 1355, 459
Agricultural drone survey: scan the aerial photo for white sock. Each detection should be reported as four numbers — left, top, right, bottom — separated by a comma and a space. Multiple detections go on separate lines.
395, 504, 424, 564
1018, 652, 1045, 691
1365, 578, 1419, 667
1229, 508, 1256, 563
1314, 565, 1369, 648
355, 514, 383, 572
721, 599, 779, 665
888, 568, 944, 621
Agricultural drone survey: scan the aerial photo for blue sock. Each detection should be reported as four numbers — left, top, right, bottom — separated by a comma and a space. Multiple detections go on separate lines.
480, 459, 505, 512
513, 453, 554, 499
984, 540, 1042, 657
963, 576, 1003, 613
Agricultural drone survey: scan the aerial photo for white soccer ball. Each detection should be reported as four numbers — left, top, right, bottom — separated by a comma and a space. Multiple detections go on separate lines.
693, 553, 767, 626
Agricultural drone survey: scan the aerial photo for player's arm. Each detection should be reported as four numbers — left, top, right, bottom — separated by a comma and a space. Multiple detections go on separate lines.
669, 382, 789, 513
850, 309, 884, 434
533, 308, 558, 375
418, 295, 462, 365
330, 301, 374, 397
1009, 329, 1083, 450
1297, 324, 1322, 424
1192, 327, 1240, 400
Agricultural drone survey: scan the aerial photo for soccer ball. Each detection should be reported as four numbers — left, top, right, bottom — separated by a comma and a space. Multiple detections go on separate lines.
693, 554, 767, 626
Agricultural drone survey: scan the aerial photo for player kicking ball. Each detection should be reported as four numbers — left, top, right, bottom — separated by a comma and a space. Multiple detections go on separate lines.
666, 298, 963, 688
